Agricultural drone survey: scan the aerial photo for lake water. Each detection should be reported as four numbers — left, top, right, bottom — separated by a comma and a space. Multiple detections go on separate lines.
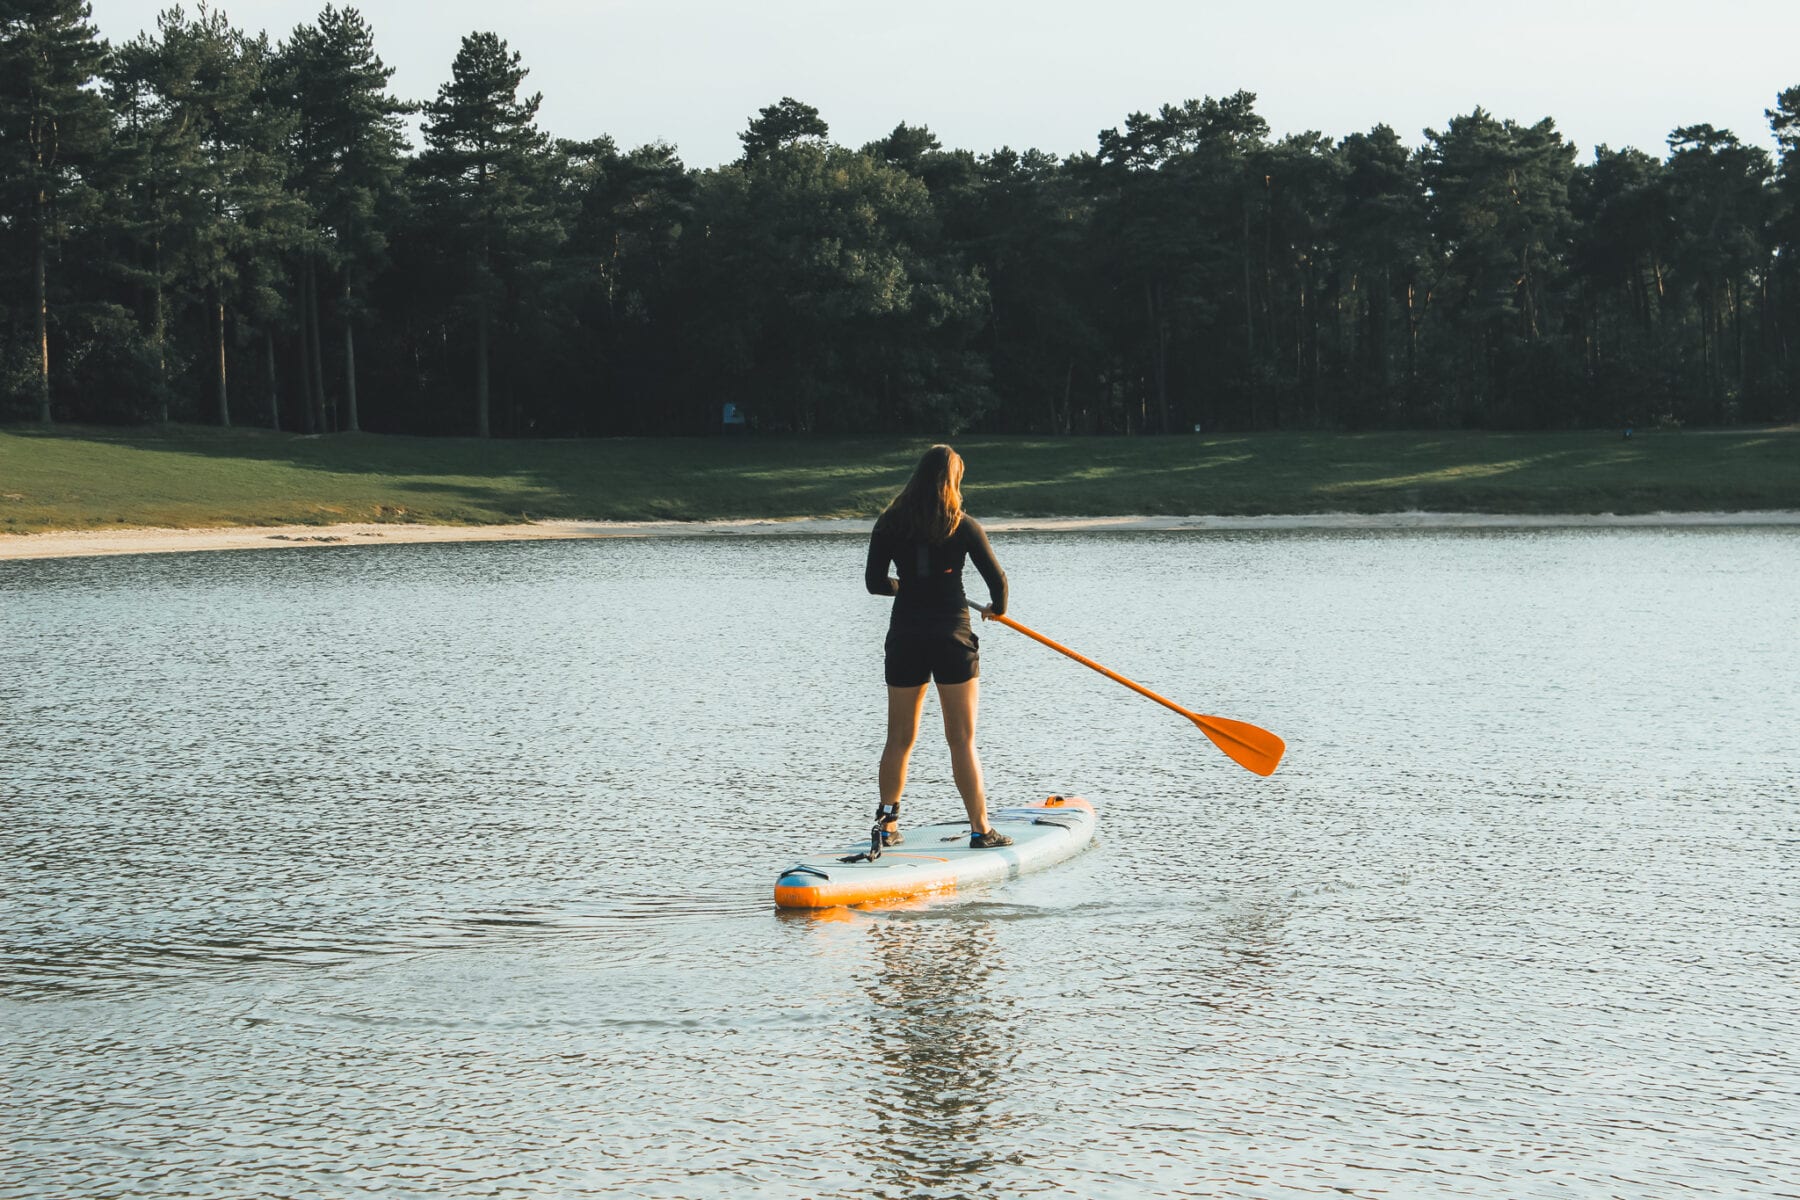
3, 527, 1796, 1199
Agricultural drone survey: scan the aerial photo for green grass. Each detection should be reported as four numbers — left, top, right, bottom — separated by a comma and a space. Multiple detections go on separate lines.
2, 423, 1796, 534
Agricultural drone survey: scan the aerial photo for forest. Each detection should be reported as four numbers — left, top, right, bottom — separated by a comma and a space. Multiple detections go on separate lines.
4, 1, 1798, 438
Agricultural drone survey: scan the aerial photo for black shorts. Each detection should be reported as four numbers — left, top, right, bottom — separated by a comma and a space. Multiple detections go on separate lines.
884, 625, 979, 687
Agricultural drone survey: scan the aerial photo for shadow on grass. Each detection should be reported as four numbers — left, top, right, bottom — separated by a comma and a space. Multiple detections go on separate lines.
6, 424, 1796, 523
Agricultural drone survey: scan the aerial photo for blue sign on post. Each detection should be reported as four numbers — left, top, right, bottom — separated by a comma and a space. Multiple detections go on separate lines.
722, 402, 747, 436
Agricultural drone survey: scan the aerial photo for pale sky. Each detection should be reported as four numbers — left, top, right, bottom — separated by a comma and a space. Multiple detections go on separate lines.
87, 0, 1798, 168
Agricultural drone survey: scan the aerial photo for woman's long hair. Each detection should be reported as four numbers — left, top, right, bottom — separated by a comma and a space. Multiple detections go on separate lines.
878, 444, 965, 543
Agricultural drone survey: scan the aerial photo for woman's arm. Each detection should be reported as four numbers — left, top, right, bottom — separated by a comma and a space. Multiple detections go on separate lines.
865, 527, 899, 597
963, 520, 1007, 615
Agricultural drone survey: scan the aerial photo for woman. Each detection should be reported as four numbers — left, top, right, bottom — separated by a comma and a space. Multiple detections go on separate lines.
864, 444, 1013, 851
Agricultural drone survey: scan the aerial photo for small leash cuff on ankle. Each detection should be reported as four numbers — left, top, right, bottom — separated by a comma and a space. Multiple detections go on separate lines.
839, 800, 900, 864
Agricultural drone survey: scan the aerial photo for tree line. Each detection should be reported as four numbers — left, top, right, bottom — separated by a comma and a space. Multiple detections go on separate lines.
4, 1, 1797, 437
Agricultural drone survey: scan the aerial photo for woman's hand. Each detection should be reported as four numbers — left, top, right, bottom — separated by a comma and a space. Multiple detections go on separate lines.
973, 603, 993, 620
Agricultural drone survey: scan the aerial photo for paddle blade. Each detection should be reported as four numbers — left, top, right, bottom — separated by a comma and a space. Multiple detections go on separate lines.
1193, 713, 1286, 776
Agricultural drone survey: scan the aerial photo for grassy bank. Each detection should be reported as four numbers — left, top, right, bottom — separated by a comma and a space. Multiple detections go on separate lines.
2, 424, 1796, 533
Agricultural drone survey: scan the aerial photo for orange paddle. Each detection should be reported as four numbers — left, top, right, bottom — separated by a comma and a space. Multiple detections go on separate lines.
969, 601, 1285, 776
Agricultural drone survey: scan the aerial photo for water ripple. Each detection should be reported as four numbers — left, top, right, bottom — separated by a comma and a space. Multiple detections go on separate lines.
4, 529, 1798, 1198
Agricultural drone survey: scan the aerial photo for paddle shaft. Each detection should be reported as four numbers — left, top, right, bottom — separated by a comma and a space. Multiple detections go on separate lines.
968, 601, 1200, 722
963, 601, 1284, 774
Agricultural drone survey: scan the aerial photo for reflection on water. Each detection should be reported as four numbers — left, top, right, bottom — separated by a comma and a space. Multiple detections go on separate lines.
3, 527, 1797, 1198
867, 915, 1012, 1193
1205, 899, 1287, 1024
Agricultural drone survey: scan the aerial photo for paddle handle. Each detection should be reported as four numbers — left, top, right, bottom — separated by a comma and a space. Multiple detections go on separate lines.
968, 600, 1197, 723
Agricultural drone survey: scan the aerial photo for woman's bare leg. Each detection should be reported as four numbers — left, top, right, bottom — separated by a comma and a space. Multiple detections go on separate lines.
936, 679, 990, 833
879, 685, 929, 832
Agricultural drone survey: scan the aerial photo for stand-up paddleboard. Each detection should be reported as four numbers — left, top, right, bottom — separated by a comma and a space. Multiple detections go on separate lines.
774, 795, 1097, 909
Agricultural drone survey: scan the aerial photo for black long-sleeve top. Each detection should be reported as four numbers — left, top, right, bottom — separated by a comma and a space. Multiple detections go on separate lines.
865, 516, 1007, 630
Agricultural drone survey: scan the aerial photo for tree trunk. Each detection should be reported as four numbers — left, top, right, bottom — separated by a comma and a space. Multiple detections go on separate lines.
215, 293, 230, 427
306, 256, 328, 432
296, 292, 316, 434
1404, 280, 1418, 422
1774, 272, 1790, 372
34, 216, 53, 424
342, 277, 360, 432
1060, 359, 1074, 435
1295, 279, 1305, 382
1145, 280, 1169, 434
1733, 276, 1745, 404
1375, 267, 1390, 392
475, 295, 491, 437
265, 328, 281, 432
1263, 176, 1278, 377
1241, 201, 1255, 363
1521, 246, 1538, 341
1242, 200, 1257, 428
153, 240, 169, 424
1698, 290, 1712, 411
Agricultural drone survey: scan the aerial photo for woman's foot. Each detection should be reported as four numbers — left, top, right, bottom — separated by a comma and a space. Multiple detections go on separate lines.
969, 826, 1013, 849
880, 826, 904, 847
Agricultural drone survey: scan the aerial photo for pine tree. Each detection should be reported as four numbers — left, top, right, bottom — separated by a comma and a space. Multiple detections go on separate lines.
276, 5, 410, 433
414, 31, 562, 437
0, 0, 110, 423
1094, 93, 1272, 432
554, 136, 693, 433
738, 97, 828, 164
1767, 87, 1800, 409
1334, 125, 1426, 422
682, 133, 990, 434
1421, 110, 1577, 423
107, 10, 209, 423
1665, 125, 1773, 418
111, 8, 299, 427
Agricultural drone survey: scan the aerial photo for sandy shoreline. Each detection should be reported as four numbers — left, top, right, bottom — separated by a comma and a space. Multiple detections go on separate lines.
4, 510, 1797, 561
